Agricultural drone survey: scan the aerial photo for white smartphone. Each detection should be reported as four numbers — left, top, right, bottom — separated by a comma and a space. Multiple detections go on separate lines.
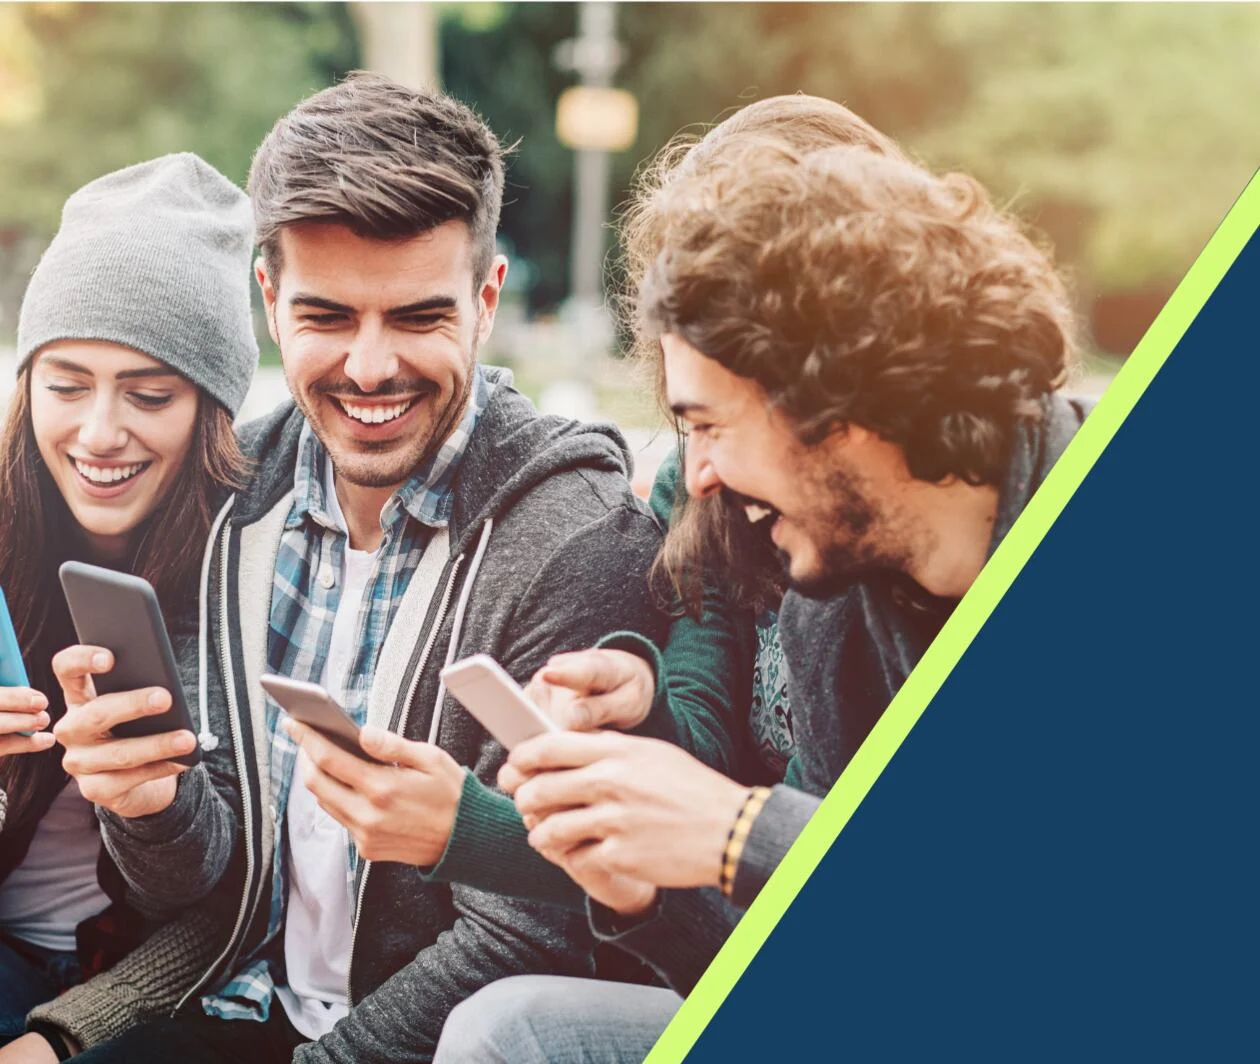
440, 654, 561, 751
260, 673, 375, 761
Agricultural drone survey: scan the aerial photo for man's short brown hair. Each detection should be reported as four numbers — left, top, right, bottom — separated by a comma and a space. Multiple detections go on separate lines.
249, 71, 506, 282
640, 142, 1075, 487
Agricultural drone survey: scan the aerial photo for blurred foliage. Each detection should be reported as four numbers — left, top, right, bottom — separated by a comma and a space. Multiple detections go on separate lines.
442, 2, 1260, 348
2, 2, 1258, 354
0, 1, 359, 332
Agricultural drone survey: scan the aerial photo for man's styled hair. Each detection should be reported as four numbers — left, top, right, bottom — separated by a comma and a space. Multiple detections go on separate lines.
640, 143, 1075, 488
249, 71, 506, 282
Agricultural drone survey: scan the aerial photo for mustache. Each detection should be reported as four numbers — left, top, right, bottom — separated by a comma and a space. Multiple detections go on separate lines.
312, 378, 439, 400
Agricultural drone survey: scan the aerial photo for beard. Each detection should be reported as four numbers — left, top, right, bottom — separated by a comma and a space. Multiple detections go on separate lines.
786, 461, 916, 600
290, 342, 479, 492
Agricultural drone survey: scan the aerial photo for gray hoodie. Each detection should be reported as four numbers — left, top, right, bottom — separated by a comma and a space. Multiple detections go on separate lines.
91, 368, 668, 1063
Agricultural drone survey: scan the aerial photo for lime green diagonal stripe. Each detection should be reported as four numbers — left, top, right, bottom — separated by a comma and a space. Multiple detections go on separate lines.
645, 166, 1260, 1064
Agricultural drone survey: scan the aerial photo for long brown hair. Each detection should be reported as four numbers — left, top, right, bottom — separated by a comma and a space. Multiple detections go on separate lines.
0, 366, 249, 840
620, 96, 902, 617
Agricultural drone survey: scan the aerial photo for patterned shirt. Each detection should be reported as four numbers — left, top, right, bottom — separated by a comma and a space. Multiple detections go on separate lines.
749, 608, 795, 776
203, 367, 495, 1022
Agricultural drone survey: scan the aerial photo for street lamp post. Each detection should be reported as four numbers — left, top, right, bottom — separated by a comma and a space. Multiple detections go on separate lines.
554, 2, 636, 330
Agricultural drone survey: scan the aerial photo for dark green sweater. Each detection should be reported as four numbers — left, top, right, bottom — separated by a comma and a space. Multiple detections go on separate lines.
424, 449, 756, 904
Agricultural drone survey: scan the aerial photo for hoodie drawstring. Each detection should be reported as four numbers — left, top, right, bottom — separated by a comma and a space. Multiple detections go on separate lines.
196, 495, 236, 753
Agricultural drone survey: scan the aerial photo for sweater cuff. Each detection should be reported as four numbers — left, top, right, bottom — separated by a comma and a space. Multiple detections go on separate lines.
27, 909, 222, 1050
587, 888, 737, 996
594, 630, 675, 743
729, 784, 820, 910
98, 761, 206, 846
422, 770, 585, 910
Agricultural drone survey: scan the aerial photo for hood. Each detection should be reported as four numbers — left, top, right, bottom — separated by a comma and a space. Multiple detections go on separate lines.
989, 391, 1095, 556
228, 367, 636, 544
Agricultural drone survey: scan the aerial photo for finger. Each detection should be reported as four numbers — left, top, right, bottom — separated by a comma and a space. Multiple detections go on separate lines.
299, 751, 367, 828
55, 688, 172, 742
50, 646, 113, 708
0, 731, 58, 756
77, 760, 187, 805
359, 725, 441, 771
539, 650, 628, 696
514, 765, 611, 818
283, 718, 372, 790
507, 730, 628, 775
528, 806, 619, 853
61, 729, 196, 776
0, 687, 48, 713
0, 710, 50, 736
497, 761, 533, 795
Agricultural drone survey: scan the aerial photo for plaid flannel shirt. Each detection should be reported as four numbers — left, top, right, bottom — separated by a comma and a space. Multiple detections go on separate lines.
203, 367, 494, 1022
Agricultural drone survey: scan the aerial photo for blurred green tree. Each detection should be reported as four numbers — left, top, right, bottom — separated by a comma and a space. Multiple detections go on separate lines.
442, 2, 1260, 352
0, 1, 359, 337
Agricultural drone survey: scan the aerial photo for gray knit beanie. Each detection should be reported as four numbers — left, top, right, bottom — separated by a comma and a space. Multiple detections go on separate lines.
16, 153, 259, 417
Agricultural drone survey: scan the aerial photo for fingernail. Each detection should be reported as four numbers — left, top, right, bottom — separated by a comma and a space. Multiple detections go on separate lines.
174, 732, 196, 752
148, 690, 166, 708
34, 711, 49, 728
29, 692, 47, 711
92, 652, 110, 670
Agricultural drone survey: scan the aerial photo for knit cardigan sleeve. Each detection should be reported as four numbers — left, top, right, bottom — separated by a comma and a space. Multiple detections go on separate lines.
25, 908, 228, 1049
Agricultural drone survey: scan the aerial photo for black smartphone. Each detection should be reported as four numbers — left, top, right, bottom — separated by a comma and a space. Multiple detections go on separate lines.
58, 561, 201, 767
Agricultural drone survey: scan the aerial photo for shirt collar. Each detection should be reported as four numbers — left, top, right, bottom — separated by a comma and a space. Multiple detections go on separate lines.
286, 364, 496, 535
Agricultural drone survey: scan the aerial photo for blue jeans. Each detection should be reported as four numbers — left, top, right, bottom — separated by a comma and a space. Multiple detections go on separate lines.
434, 975, 683, 1064
0, 935, 82, 1045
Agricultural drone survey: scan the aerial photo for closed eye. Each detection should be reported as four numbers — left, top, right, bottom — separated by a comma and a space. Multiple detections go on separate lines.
129, 392, 174, 410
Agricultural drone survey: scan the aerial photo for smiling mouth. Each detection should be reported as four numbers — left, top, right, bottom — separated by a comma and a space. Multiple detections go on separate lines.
330, 396, 420, 426
70, 457, 153, 486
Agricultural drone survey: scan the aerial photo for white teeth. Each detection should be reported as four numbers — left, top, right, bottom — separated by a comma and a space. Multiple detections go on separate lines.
339, 399, 413, 424
74, 459, 146, 485
745, 504, 774, 524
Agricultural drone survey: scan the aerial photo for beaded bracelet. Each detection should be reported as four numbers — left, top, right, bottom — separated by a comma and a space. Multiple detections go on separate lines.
719, 786, 773, 898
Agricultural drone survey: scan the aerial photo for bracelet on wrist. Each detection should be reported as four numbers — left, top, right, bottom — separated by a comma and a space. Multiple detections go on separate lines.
720, 785, 773, 898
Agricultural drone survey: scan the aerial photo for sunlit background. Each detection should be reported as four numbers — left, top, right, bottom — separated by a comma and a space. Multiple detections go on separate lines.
3, 2, 1258, 490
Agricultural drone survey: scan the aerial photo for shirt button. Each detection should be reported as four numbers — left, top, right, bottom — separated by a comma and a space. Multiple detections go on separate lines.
318, 567, 335, 589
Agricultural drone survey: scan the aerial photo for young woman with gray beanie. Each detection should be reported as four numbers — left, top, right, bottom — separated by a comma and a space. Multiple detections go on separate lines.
0, 152, 257, 1052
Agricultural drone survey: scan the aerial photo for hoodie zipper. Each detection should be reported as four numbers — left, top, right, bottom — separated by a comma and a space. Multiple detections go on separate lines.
174, 518, 260, 1013
344, 552, 466, 1005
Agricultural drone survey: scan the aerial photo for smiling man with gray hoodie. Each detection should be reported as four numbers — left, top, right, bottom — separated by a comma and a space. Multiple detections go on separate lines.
48, 73, 665, 1064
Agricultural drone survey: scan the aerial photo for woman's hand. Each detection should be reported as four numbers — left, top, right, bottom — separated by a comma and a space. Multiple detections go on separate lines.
0, 685, 55, 757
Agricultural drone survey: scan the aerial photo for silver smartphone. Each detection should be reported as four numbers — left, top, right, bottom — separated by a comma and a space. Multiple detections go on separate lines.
58, 561, 201, 767
259, 673, 374, 761
440, 654, 561, 751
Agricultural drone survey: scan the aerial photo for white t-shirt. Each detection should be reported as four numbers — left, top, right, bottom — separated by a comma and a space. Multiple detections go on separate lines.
275, 459, 379, 1041
0, 779, 111, 952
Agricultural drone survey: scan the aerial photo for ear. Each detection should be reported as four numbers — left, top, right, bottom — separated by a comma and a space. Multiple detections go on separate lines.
255, 256, 280, 345
475, 254, 509, 348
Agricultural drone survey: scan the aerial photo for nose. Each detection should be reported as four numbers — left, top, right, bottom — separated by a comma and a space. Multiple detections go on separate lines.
683, 442, 722, 499
78, 392, 128, 454
343, 320, 399, 393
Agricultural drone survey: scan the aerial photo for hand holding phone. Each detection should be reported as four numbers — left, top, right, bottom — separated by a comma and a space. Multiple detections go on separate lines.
52, 563, 199, 819
1, 586, 54, 755
440, 655, 561, 751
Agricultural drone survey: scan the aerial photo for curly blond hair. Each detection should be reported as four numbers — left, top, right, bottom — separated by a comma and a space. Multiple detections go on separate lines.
641, 142, 1075, 488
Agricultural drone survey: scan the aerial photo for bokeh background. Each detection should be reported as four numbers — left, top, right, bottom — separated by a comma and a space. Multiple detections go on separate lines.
3, 2, 1258, 489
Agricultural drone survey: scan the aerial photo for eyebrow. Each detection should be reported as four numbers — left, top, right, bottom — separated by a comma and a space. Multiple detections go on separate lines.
290, 294, 459, 317
669, 401, 712, 418
41, 356, 178, 382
